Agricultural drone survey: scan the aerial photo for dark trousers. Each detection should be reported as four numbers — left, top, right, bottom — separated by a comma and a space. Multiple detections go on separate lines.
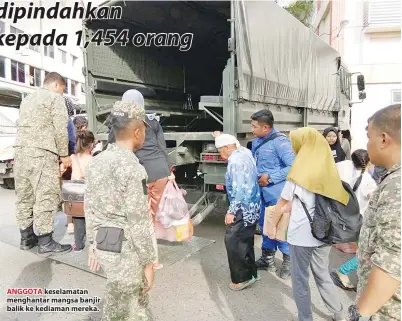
73, 217, 86, 250
225, 212, 257, 284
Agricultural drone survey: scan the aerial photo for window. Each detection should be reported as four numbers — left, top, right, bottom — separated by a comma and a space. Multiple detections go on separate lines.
64, 79, 69, 94
11, 60, 25, 83
44, 45, 54, 58
0, 57, 5, 78
10, 27, 24, 50
0, 21, 5, 34
10, 26, 23, 34
59, 49, 67, 64
29, 66, 42, 87
70, 80, 79, 96
29, 43, 40, 52
29, 36, 40, 53
391, 90, 401, 104
72, 55, 78, 67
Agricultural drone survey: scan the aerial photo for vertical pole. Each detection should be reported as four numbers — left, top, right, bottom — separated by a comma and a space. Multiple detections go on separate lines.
224, 0, 236, 136
39, 0, 44, 71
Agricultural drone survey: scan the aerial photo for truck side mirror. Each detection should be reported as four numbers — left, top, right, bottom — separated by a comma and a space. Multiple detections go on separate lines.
357, 75, 365, 91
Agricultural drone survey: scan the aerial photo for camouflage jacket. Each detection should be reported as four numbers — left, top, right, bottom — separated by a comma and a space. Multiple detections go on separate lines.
84, 143, 156, 266
357, 164, 401, 321
14, 88, 69, 156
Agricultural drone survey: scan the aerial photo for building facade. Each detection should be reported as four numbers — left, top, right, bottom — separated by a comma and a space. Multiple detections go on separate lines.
0, 0, 86, 106
313, 0, 401, 151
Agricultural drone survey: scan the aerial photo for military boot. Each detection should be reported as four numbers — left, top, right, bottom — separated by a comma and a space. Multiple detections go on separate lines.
20, 225, 38, 250
280, 254, 291, 279
37, 233, 72, 257
255, 249, 277, 272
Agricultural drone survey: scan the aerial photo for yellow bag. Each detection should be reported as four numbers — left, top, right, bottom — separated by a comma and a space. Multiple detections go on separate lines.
175, 220, 194, 242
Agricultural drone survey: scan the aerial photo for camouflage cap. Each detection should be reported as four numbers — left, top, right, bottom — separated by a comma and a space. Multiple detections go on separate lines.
111, 101, 150, 127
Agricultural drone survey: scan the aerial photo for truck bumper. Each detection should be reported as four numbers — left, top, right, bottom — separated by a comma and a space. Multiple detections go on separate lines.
0, 170, 14, 184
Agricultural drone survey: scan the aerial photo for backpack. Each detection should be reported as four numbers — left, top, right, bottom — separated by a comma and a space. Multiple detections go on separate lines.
295, 181, 362, 244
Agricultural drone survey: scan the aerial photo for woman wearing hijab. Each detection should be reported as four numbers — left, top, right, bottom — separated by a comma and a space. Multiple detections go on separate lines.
214, 133, 261, 291
267, 127, 347, 321
323, 127, 346, 163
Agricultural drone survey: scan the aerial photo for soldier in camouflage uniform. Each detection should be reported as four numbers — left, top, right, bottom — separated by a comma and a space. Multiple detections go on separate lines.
348, 104, 401, 321
85, 100, 157, 321
14, 72, 72, 257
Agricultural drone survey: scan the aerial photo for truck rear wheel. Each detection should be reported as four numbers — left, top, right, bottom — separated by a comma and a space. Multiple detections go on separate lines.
3, 178, 15, 190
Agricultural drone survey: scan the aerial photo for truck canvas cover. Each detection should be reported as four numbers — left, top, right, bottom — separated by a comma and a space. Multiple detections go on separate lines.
234, 1, 340, 110
89, 1, 341, 112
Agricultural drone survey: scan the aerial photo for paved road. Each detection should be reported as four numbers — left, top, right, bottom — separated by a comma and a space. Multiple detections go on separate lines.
0, 188, 356, 321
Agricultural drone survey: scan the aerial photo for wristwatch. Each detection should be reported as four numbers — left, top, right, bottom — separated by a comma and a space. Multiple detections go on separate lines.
348, 305, 371, 321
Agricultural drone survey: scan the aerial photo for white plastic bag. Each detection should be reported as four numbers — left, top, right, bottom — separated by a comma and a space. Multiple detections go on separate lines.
155, 181, 193, 242
156, 181, 188, 228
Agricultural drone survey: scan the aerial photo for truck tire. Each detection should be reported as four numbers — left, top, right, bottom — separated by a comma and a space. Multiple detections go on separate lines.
3, 178, 15, 190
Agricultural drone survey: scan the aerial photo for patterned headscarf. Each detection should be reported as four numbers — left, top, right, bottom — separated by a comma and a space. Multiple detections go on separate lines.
64, 97, 75, 117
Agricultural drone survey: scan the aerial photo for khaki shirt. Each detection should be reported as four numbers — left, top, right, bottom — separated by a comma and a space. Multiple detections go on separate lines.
84, 143, 156, 266
14, 88, 68, 156
357, 164, 401, 321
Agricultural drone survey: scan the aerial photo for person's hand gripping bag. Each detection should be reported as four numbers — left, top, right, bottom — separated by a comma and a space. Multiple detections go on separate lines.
156, 181, 193, 242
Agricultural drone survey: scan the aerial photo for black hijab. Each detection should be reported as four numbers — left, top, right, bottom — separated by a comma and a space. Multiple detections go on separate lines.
323, 127, 346, 163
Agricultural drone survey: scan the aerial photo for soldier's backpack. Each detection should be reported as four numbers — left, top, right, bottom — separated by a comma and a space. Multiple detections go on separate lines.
295, 181, 362, 244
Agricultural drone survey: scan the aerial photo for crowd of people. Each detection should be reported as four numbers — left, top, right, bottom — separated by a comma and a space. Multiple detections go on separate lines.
11, 70, 401, 321
216, 105, 400, 321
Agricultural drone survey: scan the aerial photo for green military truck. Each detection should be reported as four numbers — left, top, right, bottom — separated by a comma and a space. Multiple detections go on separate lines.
83, 0, 366, 224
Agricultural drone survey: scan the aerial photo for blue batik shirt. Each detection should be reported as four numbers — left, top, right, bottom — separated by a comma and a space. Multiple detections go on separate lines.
226, 147, 261, 226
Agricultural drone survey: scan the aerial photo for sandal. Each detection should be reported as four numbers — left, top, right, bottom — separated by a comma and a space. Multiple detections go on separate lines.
229, 275, 259, 291
330, 271, 356, 291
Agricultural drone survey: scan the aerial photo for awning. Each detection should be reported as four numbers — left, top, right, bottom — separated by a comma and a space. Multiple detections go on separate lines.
0, 88, 24, 108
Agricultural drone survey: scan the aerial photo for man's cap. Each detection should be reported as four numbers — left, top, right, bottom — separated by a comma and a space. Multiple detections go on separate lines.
111, 100, 150, 127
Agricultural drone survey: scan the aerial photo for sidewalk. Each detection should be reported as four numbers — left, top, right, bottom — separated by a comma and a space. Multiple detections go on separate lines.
0, 188, 356, 321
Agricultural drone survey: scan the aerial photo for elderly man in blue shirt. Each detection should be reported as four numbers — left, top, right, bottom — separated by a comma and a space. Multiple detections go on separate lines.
251, 109, 295, 279
214, 133, 261, 291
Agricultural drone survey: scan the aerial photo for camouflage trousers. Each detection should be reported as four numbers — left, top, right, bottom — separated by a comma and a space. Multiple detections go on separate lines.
14, 147, 60, 235
96, 240, 153, 321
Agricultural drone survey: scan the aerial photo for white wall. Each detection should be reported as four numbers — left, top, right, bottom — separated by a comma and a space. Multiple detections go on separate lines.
0, 0, 85, 104
351, 84, 401, 152
342, 0, 401, 152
